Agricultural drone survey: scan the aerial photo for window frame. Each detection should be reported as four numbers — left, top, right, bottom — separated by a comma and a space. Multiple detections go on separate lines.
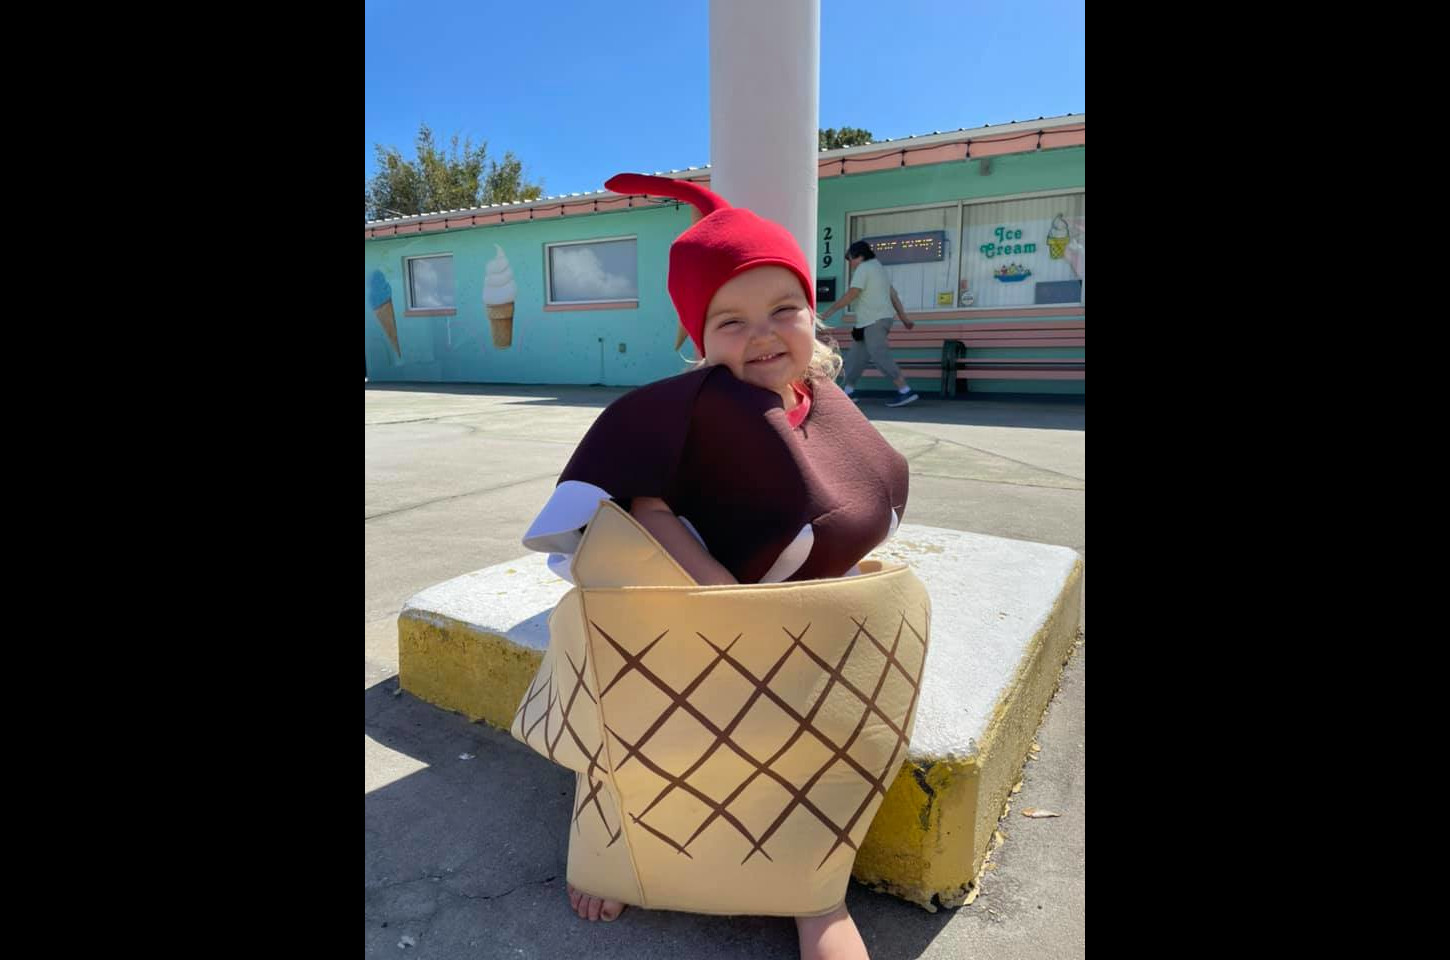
543, 235, 640, 308
845, 188, 1085, 313
403, 253, 458, 315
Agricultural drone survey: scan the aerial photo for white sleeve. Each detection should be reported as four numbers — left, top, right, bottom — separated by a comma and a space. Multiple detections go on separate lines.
524, 483, 717, 585
521, 480, 613, 559
756, 525, 815, 583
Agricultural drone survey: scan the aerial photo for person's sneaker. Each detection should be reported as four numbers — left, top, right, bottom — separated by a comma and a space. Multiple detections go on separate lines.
885, 391, 919, 407
843, 391, 861, 403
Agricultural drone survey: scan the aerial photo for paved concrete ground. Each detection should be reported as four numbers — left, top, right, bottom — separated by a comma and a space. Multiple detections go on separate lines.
365, 383, 1084, 959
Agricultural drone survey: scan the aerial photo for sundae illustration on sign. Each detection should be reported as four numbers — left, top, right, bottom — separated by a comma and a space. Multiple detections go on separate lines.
369, 269, 402, 359
1047, 214, 1070, 259
994, 263, 1032, 282
484, 244, 518, 348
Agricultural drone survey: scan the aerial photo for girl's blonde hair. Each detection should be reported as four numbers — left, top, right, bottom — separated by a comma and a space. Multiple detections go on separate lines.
683, 313, 843, 384
806, 314, 844, 382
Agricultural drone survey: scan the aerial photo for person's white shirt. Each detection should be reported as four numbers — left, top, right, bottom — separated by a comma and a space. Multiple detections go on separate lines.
846, 257, 894, 329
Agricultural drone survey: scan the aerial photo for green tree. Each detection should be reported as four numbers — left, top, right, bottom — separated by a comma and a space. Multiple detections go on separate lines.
819, 126, 875, 150
482, 152, 544, 206
366, 123, 544, 220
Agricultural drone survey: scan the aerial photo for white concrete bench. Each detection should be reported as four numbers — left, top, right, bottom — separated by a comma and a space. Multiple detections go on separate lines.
398, 525, 1082, 910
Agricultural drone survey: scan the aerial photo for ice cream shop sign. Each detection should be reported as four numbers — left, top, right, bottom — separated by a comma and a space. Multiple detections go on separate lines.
981, 226, 1037, 259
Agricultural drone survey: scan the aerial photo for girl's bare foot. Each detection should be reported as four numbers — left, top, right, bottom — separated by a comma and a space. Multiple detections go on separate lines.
796, 903, 868, 960
566, 882, 625, 922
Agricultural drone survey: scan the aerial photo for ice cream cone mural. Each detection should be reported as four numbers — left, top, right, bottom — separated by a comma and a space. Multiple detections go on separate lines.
1065, 216, 1084, 280
483, 244, 517, 348
369, 270, 401, 359
1047, 214, 1070, 259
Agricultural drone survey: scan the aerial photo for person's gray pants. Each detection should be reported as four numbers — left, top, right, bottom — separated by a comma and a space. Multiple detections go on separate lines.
841, 318, 902, 387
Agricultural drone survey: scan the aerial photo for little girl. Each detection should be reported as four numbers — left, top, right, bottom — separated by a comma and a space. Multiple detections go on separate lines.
521, 173, 910, 960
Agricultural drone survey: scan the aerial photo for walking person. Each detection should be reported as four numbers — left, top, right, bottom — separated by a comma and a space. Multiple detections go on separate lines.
820, 240, 919, 406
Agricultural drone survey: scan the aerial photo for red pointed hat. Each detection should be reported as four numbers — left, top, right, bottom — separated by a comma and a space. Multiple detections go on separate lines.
604, 173, 815, 356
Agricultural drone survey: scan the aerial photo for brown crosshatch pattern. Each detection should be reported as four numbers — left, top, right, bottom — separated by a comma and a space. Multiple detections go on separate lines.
512, 557, 933, 910
591, 604, 929, 871
510, 502, 934, 912
512, 641, 623, 845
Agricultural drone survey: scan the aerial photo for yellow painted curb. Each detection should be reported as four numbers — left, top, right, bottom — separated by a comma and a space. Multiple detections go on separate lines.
398, 612, 542, 729
853, 558, 1083, 909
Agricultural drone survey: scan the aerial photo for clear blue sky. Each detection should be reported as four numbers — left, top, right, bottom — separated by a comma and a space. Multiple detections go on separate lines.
365, 0, 1084, 200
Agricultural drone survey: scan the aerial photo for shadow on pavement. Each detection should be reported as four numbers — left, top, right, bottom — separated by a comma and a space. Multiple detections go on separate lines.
366, 678, 955, 959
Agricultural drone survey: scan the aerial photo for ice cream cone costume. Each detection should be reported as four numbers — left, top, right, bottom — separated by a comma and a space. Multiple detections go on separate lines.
512, 500, 931, 916
512, 173, 926, 915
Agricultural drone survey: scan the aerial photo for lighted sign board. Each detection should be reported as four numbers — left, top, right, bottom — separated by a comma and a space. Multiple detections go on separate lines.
860, 230, 947, 265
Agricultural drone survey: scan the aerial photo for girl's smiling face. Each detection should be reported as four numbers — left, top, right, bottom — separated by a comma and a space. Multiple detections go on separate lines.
701, 266, 815, 402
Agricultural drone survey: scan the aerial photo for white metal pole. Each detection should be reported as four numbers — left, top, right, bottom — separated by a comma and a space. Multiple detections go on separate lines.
709, 0, 820, 286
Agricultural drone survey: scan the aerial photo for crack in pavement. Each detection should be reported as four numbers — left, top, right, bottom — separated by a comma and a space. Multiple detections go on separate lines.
375, 873, 448, 890
911, 472, 1085, 492
365, 471, 560, 522
367, 416, 475, 426
367, 875, 561, 944
370, 873, 558, 911
454, 874, 557, 903
367, 408, 524, 426
888, 426, 1085, 483
901, 439, 1083, 490
367, 412, 583, 442
905, 438, 942, 462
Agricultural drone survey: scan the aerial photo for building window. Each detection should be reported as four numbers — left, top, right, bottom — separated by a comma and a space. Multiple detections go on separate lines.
960, 193, 1084, 309
847, 191, 1084, 311
545, 237, 638, 305
848, 204, 961, 313
405, 254, 456, 309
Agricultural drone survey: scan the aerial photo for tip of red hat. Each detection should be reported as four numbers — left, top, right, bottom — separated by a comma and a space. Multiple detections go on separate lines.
604, 173, 730, 218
